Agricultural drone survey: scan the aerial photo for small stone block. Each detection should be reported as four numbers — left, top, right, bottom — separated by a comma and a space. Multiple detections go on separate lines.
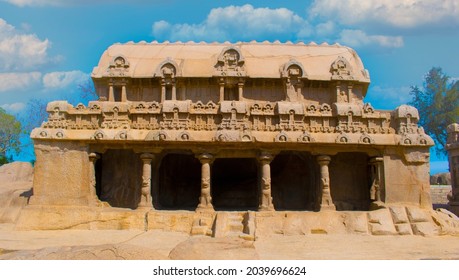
190, 226, 207, 236
369, 223, 397, 235
406, 207, 430, 223
389, 206, 409, 224
368, 209, 392, 223
411, 222, 438, 236
395, 223, 413, 235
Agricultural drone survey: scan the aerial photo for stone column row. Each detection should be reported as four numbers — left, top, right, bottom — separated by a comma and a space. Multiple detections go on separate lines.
89, 151, 384, 211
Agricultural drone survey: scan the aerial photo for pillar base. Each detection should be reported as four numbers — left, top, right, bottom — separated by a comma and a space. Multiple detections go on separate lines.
196, 205, 214, 212
137, 205, 154, 211
320, 204, 336, 211
258, 205, 275, 211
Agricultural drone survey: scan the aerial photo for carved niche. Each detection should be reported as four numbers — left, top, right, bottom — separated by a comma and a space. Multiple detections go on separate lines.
330, 56, 354, 80
108, 55, 130, 76
281, 60, 306, 102
215, 47, 246, 77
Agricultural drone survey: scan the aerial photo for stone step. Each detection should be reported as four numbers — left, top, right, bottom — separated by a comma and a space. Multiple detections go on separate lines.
228, 221, 244, 232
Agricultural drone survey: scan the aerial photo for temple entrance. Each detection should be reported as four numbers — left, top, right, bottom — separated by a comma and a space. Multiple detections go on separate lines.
271, 152, 318, 211
96, 149, 142, 209
157, 153, 201, 210
211, 158, 258, 210
329, 152, 371, 211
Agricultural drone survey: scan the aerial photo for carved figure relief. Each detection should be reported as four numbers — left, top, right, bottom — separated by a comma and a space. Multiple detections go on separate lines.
108, 55, 130, 77
331, 56, 354, 80
215, 47, 246, 77
198, 178, 213, 209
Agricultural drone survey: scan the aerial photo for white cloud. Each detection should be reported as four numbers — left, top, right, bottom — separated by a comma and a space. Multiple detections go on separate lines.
0, 18, 51, 71
153, 4, 312, 42
339, 29, 404, 48
315, 21, 336, 37
367, 85, 412, 109
42, 71, 88, 89
1, 102, 25, 113
0, 72, 42, 92
310, 0, 459, 29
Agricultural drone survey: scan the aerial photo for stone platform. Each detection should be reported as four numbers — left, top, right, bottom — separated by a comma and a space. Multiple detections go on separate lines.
15, 205, 459, 238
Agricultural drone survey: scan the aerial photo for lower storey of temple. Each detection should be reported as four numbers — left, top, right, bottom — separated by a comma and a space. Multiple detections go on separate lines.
94, 149, 372, 212
15, 140, 449, 236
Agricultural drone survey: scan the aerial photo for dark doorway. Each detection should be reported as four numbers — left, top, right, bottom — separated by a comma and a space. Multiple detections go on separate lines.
211, 158, 258, 210
329, 152, 370, 211
271, 152, 319, 211
157, 153, 201, 210
96, 149, 142, 209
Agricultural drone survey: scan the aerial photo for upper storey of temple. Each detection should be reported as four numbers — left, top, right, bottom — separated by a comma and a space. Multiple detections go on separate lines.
92, 41, 370, 83
31, 41, 433, 149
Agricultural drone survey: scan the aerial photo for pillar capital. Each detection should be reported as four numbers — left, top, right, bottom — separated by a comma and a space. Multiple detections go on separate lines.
258, 151, 273, 163
317, 155, 331, 165
140, 153, 155, 161
89, 152, 100, 161
369, 156, 383, 163
197, 153, 214, 164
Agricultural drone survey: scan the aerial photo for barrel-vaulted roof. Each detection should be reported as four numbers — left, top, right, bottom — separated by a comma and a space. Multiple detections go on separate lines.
92, 41, 370, 83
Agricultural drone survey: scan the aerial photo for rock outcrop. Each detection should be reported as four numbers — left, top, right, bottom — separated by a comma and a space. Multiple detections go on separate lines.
0, 162, 33, 223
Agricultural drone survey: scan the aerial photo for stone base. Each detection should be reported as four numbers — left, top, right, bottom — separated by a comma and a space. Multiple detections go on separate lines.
14, 205, 459, 237
15, 205, 149, 230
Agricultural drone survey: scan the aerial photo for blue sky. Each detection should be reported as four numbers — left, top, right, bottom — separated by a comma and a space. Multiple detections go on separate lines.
0, 0, 458, 172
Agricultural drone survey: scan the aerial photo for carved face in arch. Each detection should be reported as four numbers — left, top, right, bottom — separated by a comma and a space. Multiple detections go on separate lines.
114, 57, 125, 67
161, 64, 176, 78
224, 50, 239, 65
287, 65, 302, 77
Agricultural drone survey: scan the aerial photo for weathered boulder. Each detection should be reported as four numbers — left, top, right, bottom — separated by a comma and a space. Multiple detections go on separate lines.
168, 237, 259, 260
0, 162, 33, 223
0, 244, 168, 260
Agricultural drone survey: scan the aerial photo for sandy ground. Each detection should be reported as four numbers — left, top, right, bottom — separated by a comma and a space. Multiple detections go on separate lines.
0, 223, 458, 260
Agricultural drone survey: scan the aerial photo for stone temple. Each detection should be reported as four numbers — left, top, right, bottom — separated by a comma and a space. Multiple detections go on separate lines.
17, 41, 450, 237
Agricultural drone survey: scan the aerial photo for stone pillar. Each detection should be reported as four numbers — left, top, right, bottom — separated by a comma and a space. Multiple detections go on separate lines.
197, 153, 214, 211
160, 80, 166, 103
317, 155, 335, 211
238, 81, 244, 101
258, 152, 274, 211
88, 152, 100, 206
108, 83, 114, 102
172, 83, 177, 100
369, 157, 384, 203
138, 153, 154, 209
347, 83, 353, 103
121, 84, 127, 102
446, 123, 459, 215
219, 80, 225, 102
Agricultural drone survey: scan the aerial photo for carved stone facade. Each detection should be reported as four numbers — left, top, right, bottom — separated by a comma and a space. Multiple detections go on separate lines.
446, 123, 459, 215
17, 42, 437, 235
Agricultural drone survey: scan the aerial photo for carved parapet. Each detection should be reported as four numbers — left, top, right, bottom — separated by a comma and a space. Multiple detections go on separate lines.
99, 102, 130, 129
446, 123, 459, 150
42, 101, 71, 129
330, 56, 355, 80
332, 103, 362, 116
392, 105, 420, 134
162, 100, 191, 112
